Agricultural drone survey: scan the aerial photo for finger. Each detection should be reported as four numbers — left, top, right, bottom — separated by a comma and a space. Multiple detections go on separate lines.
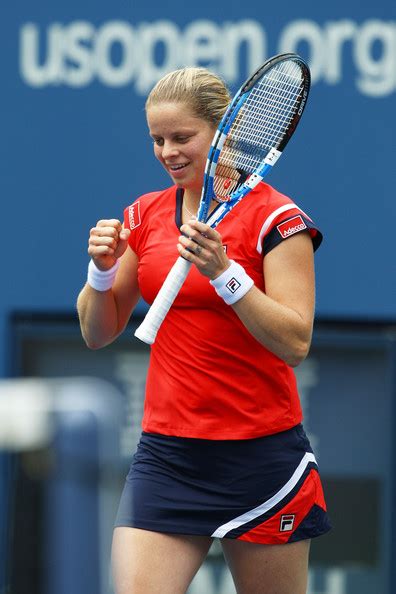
179, 233, 224, 264
180, 226, 208, 248
90, 225, 120, 239
186, 219, 214, 235
88, 244, 116, 258
177, 243, 198, 262
181, 221, 221, 243
119, 228, 131, 241
89, 235, 118, 250
179, 234, 204, 252
96, 219, 123, 231
178, 236, 205, 260
114, 229, 131, 259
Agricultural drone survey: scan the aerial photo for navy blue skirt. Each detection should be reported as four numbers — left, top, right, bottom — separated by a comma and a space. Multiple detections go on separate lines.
115, 425, 331, 544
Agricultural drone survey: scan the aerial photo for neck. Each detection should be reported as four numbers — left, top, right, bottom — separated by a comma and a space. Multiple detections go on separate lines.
182, 189, 218, 221
182, 190, 200, 217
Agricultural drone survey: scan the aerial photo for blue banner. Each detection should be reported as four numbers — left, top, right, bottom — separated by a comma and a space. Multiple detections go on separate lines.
1, 1, 395, 341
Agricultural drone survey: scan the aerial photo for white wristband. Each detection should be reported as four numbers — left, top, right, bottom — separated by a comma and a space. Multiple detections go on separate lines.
87, 259, 120, 291
210, 260, 254, 305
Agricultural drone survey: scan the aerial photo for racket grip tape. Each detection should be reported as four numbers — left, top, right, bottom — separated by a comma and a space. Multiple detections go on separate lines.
134, 257, 192, 344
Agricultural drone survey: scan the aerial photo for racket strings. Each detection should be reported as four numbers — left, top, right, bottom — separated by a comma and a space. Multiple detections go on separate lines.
213, 163, 242, 198
243, 63, 303, 140
217, 61, 305, 177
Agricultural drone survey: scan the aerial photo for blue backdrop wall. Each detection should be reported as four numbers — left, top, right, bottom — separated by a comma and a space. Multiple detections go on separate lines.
1, 0, 395, 375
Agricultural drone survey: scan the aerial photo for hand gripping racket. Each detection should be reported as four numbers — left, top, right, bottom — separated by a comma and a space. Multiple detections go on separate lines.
134, 53, 311, 344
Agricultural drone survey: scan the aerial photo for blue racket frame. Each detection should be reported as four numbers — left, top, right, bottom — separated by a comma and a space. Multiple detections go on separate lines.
196, 52, 310, 229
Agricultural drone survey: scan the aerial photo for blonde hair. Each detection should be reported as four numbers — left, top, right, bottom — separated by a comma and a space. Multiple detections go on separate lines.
145, 67, 231, 127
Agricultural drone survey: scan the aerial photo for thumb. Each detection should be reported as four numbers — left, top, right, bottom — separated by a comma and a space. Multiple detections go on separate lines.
114, 228, 131, 258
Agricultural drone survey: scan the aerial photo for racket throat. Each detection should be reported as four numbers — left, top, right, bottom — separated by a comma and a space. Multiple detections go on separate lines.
244, 149, 283, 191
244, 171, 264, 190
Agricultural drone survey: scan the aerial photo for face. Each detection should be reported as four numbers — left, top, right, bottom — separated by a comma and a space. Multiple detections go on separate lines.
146, 102, 216, 195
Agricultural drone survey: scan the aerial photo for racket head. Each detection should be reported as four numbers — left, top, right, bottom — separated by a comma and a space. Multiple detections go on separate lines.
200, 53, 310, 213
237, 52, 310, 153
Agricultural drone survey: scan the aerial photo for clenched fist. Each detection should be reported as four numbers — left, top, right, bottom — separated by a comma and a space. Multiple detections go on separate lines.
88, 219, 131, 271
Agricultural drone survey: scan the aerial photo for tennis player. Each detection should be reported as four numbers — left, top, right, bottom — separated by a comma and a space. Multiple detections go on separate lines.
77, 67, 331, 594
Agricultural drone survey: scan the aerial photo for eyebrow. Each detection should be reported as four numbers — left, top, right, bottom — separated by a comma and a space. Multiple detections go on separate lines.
149, 129, 196, 138
150, 128, 195, 136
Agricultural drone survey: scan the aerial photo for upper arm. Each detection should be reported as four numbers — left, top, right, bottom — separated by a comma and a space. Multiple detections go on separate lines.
263, 231, 316, 327
112, 245, 141, 334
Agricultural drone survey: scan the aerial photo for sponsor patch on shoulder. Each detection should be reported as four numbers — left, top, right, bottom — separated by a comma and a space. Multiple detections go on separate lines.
277, 215, 307, 239
128, 201, 141, 230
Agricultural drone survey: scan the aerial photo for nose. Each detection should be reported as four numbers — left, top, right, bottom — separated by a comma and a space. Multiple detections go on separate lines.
161, 140, 179, 160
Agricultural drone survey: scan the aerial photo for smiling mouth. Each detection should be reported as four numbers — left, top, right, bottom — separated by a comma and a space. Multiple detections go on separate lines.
168, 163, 189, 172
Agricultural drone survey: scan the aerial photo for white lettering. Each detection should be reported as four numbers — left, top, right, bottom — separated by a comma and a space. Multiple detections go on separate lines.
95, 21, 136, 86
220, 20, 266, 83
323, 20, 356, 84
135, 21, 180, 93
354, 20, 396, 97
279, 20, 324, 83
20, 22, 64, 87
183, 20, 222, 69
18, 18, 396, 97
63, 21, 95, 87
280, 223, 306, 237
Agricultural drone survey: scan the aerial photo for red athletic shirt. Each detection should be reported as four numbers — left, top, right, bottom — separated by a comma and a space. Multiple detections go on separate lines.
124, 183, 322, 440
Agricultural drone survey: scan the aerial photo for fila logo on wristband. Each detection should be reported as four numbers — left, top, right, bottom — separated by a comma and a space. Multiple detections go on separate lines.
226, 277, 241, 293
210, 260, 254, 306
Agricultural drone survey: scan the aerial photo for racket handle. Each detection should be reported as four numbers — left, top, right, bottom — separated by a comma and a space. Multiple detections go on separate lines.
134, 257, 192, 344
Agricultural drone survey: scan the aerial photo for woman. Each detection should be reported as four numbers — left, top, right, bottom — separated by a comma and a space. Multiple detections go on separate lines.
77, 67, 331, 594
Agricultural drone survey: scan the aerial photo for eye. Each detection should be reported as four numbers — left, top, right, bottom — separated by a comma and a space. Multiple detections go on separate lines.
152, 137, 163, 147
175, 136, 190, 144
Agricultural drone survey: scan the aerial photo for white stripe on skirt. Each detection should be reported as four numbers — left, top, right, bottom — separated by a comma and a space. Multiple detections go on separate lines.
211, 452, 317, 538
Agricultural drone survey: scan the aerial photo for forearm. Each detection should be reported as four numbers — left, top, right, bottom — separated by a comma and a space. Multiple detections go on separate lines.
77, 284, 123, 349
232, 286, 313, 367
177, 220, 315, 365
79, 223, 140, 348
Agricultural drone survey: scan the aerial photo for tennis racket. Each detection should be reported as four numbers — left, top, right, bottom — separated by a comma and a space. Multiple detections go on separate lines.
134, 53, 311, 344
